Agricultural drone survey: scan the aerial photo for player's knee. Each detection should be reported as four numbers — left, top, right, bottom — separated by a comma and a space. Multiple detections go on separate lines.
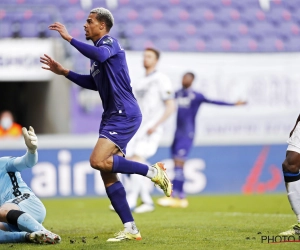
90, 157, 113, 171
0, 208, 8, 221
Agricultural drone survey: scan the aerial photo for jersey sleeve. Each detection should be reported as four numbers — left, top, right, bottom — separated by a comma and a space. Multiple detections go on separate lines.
5, 152, 38, 172
100, 36, 120, 59
200, 93, 235, 106
66, 71, 97, 91
70, 37, 119, 63
158, 74, 174, 101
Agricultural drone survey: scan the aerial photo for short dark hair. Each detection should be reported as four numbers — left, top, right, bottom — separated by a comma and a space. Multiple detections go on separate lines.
184, 72, 195, 79
90, 8, 114, 31
145, 48, 160, 60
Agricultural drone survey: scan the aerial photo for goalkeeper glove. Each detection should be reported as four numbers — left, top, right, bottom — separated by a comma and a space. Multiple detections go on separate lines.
22, 126, 38, 154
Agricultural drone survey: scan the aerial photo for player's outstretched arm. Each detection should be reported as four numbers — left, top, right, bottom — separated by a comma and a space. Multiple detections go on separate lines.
6, 127, 38, 172
49, 22, 112, 62
49, 22, 73, 42
203, 95, 247, 106
40, 54, 69, 76
40, 54, 97, 90
234, 100, 247, 106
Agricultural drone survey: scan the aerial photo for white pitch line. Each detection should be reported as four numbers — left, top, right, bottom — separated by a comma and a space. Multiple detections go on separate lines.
213, 212, 294, 218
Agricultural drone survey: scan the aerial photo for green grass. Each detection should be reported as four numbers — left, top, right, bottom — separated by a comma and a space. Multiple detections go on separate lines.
1, 194, 299, 250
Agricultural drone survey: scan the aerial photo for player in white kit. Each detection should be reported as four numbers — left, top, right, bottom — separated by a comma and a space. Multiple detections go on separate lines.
124, 48, 175, 213
280, 114, 300, 235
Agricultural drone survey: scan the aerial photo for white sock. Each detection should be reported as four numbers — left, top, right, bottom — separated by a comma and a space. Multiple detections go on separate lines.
286, 180, 300, 222
146, 166, 157, 179
126, 174, 143, 209
140, 177, 154, 205
124, 221, 138, 234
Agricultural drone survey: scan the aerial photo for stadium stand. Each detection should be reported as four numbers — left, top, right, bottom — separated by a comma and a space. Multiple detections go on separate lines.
0, 0, 299, 54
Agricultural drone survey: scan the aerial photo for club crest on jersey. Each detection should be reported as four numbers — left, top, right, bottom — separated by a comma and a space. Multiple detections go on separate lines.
103, 37, 113, 45
178, 96, 192, 108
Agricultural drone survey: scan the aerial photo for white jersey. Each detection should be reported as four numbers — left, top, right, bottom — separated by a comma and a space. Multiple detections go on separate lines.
287, 121, 300, 154
132, 71, 174, 129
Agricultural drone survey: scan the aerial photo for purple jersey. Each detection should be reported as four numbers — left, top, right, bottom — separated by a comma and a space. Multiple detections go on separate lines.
175, 88, 234, 139
67, 35, 141, 121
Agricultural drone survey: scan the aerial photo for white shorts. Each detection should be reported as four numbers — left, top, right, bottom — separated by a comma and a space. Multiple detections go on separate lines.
126, 122, 163, 159
287, 122, 300, 154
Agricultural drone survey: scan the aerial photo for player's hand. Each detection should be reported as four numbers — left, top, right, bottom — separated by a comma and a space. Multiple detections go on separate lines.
235, 100, 247, 106
49, 22, 73, 42
22, 126, 38, 154
147, 126, 157, 135
40, 54, 69, 76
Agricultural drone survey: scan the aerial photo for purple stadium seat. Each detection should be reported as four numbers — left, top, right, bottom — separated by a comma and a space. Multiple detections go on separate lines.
248, 21, 278, 39
0, 9, 7, 21
231, 37, 259, 52
20, 22, 39, 37
214, 8, 241, 24
63, 7, 86, 22
164, 7, 190, 25
205, 37, 233, 52
0, 21, 12, 37
285, 37, 300, 51
123, 22, 145, 39
122, 0, 168, 10
230, 0, 261, 10
155, 37, 181, 51
109, 26, 119, 39
129, 37, 156, 51
145, 22, 175, 39
138, 7, 164, 25
283, 0, 300, 12
190, 7, 216, 24
258, 36, 285, 52
291, 8, 300, 24
240, 7, 267, 24
113, 7, 139, 24
173, 22, 197, 39
184, 0, 224, 10
277, 22, 300, 38
64, 21, 85, 39
179, 37, 207, 52
57, 0, 81, 8
91, 0, 107, 8
267, 8, 292, 25
226, 22, 250, 39
197, 22, 228, 39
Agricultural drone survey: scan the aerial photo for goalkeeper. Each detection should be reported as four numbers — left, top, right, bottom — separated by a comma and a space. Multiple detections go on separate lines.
0, 126, 61, 244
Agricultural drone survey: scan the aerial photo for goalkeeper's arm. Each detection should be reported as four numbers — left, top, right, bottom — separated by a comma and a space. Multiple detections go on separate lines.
6, 126, 38, 172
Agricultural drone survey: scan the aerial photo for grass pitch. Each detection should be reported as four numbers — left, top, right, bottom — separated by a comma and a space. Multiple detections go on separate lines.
0, 194, 299, 250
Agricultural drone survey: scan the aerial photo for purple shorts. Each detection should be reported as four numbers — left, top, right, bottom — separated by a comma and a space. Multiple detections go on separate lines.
99, 115, 142, 155
171, 136, 193, 160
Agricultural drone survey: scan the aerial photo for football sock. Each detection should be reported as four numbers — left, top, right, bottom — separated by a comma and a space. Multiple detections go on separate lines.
146, 166, 157, 179
140, 177, 154, 205
112, 155, 149, 176
126, 174, 142, 209
0, 231, 27, 243
106, 181, 134, 224
284, 171, 300, 222
173, 166, 185, 199
6, 210, 45, 232
124, 221, 139, 234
